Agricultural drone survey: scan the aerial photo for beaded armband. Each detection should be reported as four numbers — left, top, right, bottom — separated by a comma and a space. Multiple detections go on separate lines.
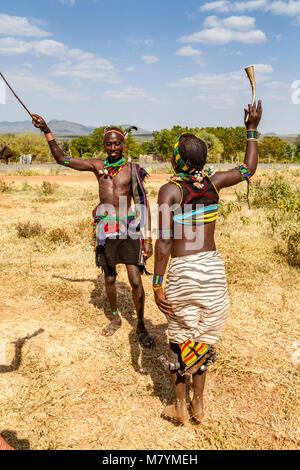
247, 129, 258, 141
63, 156, 71, 166
43, 126, 50, 134
153, 275, 164, 291
235, 163, 252, 182
157, 229, 173, 239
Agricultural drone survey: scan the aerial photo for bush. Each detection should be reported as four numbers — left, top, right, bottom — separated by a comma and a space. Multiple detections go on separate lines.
48, 228, 70, 244
17, 221, 44, 238
0, 179, 12, 192
39, 181, 56, 195
276, 226, 300, 267
239, 175, 300, 213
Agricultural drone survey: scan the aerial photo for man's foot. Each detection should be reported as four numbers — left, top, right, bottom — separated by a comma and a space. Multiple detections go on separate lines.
162, 402, 188, 424
102, 316, 121, 337
190, 396, 204, 421
137, 321, 154, 348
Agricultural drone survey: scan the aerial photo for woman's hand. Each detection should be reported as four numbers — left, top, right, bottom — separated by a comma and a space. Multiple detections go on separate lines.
154, 288, 175, 316
244, 99, 262, 130
31, 114, 48, 132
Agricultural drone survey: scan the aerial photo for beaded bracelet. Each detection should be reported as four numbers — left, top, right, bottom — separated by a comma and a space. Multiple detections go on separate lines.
157, 229, 173, 239
45, 132, 55, 142
247, 129, 258, 141
43, 126, 50, 134
153, 275, 164, 291
143, 240, 152, 245
112, 309, 119, 316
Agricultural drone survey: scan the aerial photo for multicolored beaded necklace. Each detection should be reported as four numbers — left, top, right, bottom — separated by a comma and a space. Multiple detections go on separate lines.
168, 167, 215, 189
99, 155, 131, 178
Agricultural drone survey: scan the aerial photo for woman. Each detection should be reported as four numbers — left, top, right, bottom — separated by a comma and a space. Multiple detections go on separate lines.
153, 101, 262, 423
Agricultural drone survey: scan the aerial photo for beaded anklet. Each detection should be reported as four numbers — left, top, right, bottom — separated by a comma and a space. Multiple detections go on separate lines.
176, 398, 186, 403
112, 310, 119, 316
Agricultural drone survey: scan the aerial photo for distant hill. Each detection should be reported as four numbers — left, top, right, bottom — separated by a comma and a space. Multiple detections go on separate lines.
261, 132, 299, 143
0, 120, 153, 138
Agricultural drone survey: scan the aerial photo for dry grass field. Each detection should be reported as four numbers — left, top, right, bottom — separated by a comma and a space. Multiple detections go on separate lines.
0, 166, 299, 450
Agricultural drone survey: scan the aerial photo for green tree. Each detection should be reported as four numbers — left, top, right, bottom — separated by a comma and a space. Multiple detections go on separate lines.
71, 136, 92, 158
125, 133, 141, 160
258, 136, 287, 163
194, 130, 224, 163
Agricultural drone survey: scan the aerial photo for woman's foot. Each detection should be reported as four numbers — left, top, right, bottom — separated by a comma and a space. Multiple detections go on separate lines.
163, 400, 188, 423
190, 395, 204, 421
102, 315, 121, 337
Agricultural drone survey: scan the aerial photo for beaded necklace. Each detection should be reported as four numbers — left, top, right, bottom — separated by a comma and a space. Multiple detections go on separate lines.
99, 155, 131, 178
168, 167, 215, 189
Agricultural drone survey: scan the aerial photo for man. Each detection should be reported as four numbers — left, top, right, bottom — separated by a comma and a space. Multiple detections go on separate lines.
153, 101, 262, 422
32, 115, 154, 347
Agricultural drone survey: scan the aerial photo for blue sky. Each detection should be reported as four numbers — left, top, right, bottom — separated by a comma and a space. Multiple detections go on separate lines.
0, 0, 300, 133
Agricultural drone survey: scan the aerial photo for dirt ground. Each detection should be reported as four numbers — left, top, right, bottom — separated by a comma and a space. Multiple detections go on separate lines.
0, 170, 299, 450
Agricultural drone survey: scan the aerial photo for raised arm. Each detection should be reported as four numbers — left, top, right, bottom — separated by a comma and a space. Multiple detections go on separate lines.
212, 100, 262, 191
32, 114, 98, 172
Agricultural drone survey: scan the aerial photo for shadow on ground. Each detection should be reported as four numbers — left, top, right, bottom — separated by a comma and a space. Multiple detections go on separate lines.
55, 273, 173, 405
0, 430, 30, 450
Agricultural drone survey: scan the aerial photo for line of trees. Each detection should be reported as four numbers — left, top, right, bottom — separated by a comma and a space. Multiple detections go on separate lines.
1, 126, 300, 164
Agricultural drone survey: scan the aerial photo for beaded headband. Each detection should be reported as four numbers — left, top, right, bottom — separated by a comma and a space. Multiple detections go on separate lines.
173, 133, 196, 175
104, 129, 125, 139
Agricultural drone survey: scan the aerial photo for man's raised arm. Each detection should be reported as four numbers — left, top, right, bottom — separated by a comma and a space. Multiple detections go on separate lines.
32, 114, 97, 171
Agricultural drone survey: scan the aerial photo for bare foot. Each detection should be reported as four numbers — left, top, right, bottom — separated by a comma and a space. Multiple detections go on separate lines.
162, 402, 188, 423
102, 315, 121, 337
190, 396, 204, 421
136, 320, 154, 348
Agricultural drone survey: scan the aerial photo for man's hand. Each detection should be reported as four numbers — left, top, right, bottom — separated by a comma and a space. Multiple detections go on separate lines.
142, 240, 153, 260
31, 114, 48, 132
154, 288, 175, 316
244, 99, 262, 130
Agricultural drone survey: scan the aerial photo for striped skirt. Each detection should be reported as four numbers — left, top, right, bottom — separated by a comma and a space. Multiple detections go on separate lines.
165, 251, 229, 345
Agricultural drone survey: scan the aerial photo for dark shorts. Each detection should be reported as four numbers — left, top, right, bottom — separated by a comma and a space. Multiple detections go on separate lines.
95, 237, 144, 277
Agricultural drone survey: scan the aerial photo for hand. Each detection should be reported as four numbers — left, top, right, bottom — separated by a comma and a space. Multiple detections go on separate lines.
244, 99, 262, 129
142, 240, 153, 260
154, 288, 175, 316
31, 114, 48, 132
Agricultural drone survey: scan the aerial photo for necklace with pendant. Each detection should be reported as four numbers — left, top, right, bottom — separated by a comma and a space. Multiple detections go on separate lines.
99, 156, 131, 178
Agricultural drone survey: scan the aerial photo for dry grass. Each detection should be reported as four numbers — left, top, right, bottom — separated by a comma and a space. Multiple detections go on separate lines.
0, 169, 299, 450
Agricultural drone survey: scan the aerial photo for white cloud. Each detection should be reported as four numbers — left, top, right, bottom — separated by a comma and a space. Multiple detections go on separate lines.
0, 14, 50, 37
0, 37, 31, 55
178, 12, 266, 45
169, 64, 273, 109
32, 39, 68, 57
125, 66, 137, 72
200, 0, 300, 21
104, 86, 148, 100
128, 38, 154, 46
54, 56, 118, 83
178, 26, 266, 44
5, 70, 86, 102
59, 0, 76, 5
141, 55, 159, 64
176, 46, 202, 56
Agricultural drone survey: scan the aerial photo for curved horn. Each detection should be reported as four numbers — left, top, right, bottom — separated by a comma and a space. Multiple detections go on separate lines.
124, 126, 138, 139
244, 65, 256, 123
